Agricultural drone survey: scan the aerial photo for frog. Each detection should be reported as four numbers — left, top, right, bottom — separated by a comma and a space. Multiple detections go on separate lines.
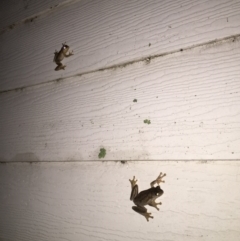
53, 43, 74, 71
129, 172, 166, 221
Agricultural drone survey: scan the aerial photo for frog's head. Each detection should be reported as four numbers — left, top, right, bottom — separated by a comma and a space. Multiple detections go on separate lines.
155, 185, 164, 196
62, 43, 70, 52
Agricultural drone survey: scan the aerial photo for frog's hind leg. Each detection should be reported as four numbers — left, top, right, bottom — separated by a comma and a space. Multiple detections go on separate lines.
132, 206, 153, 221
55, 62, 66, 71
130, 184, 138, 201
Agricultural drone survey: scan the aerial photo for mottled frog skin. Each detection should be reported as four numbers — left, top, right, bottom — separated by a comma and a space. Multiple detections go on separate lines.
53, 43, 73, 71
129, 172, 166, 221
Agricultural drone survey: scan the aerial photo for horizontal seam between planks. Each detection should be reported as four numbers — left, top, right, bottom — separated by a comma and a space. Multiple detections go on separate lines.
0, 34, 239, 95
1, 159, 240, 164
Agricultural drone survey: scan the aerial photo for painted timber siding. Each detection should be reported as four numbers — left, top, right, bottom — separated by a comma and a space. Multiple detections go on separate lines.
0, 37, 240, 161
0, 1, 240, 241
0, 161, 240, 241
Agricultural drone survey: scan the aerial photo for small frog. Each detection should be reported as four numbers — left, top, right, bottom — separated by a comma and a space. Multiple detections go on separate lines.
53, 43, 73, 71
129, 172, 166, 221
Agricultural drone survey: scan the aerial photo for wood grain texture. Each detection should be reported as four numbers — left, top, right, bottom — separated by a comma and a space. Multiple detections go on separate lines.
0, 161, 239, 241
0, 0, 66, 31
1, 0, 240, 91
0, 38, 240, 162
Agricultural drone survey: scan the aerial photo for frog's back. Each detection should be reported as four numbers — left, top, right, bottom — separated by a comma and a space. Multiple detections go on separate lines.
136, 188, 155, 204
53, 51, 65, 63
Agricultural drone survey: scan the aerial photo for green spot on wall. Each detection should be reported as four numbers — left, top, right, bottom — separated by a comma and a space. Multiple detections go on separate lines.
144, 119, 151, 124
98, 148, 106, 159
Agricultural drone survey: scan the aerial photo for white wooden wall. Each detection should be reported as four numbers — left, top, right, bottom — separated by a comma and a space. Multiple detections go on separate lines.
1, 161, 240, 241
0, 0, 240, 240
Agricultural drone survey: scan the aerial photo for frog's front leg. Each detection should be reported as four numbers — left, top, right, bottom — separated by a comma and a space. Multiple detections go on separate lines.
64, 50, 74, 57
150, 172, 166, 187
148, 200, 162, 211
129, 176, 138, 200
132, 206, 153, 221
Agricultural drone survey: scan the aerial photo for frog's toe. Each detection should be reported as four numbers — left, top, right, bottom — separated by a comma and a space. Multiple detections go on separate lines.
157, 202, 162, 210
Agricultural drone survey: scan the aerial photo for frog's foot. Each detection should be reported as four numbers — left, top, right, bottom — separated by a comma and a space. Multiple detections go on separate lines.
150, 172, 166, 187
129, 176, 138, 188
149, 201, 162, 211
156, 172, 166, 184
144, 212, 153, 221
